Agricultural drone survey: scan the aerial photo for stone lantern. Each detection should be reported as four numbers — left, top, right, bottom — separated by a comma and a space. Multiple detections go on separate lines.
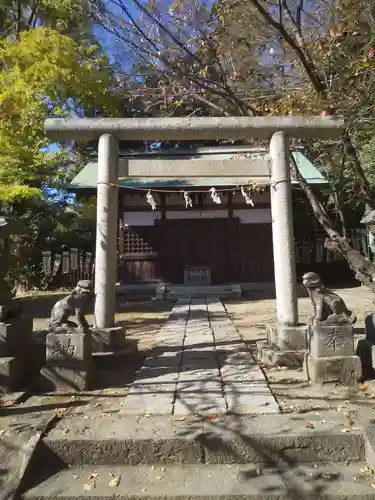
0, 215, 28, 314
0, 213, 34, 393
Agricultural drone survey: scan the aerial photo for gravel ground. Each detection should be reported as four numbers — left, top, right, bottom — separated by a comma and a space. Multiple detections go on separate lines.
225, 285, 375, 419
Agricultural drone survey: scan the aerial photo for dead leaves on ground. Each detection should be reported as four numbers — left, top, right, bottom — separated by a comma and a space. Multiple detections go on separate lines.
82, 472, 121, 491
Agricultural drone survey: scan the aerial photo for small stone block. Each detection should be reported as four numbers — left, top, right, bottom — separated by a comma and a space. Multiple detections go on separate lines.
308, 324, 354, 357
0, 356, 22, 392
364, 312, 375, 342
41, 331, 93, 391
0, 317, 33, 357
257, 341, 306, 368
91, 326, 126, 353
304, 354, 361, 385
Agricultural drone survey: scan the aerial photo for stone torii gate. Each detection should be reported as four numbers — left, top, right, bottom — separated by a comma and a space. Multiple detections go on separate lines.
44, 116, 345, 330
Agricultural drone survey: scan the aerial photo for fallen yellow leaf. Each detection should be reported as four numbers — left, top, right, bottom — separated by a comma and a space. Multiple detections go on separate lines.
108, 474, 120, 488
0, 400, 13, 407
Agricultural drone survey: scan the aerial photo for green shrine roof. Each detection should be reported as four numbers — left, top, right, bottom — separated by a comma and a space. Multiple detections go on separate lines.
69, 147, 327, 190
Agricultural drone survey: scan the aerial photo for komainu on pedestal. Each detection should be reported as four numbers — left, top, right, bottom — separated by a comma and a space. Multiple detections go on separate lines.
302, 272, 361, 385
41, 280, 95, 391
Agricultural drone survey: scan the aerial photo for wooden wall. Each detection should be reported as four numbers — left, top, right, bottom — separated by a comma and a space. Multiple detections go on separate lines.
119, 189, 274, 284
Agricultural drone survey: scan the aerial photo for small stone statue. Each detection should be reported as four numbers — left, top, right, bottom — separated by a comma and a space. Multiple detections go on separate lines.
49, 280, 94, 332
302, 272, 357, 326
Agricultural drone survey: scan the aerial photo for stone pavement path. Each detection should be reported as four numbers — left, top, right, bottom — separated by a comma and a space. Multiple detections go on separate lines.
121, 298, 279, 415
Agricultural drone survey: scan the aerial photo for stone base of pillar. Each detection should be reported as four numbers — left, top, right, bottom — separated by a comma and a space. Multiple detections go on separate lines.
304, 353, 362, 385
91, 325, 126, 353
267, 324, 307, 350
256, 324, 308, 368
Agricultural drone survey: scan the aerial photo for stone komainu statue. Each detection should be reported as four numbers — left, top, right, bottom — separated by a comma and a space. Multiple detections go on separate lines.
49, 280, 94, 331
302, 272, 357, 326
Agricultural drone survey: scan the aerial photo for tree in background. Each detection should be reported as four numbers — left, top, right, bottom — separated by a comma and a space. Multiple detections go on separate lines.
0, 1, 118, 289
96, 0, 375, 290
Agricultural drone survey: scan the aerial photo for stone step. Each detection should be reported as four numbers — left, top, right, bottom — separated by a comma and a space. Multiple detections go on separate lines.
160, 285, 242, 299
22, 462, 375, 499
39, 413, 365, 466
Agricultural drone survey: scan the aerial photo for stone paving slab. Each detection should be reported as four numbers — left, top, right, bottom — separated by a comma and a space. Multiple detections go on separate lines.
120, 298, 279, 416
23, 462, 375, 499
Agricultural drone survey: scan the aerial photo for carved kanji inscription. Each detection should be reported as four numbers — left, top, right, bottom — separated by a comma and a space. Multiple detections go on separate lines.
309, 325, 354, 358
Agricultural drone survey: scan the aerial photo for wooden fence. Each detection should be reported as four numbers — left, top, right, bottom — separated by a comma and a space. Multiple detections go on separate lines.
295, 228, 369, 284
295, 228, 369, 264
41, 248, 95, 289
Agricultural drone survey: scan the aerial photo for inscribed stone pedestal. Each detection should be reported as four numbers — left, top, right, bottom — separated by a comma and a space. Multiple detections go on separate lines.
304, 353, 361, 385
308, 324, 354, 358
41, 331, 93, 391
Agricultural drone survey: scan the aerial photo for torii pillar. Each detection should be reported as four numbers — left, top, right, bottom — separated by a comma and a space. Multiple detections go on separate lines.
269, 131, 297, 325
44, 116, 345, 329
95, 134, 119, 327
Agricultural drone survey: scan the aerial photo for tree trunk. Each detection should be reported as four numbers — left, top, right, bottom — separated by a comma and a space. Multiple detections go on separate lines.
290, 155, 375, 291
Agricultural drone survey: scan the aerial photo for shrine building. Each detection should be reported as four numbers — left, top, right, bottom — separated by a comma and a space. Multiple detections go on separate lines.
69, 145, 347, 288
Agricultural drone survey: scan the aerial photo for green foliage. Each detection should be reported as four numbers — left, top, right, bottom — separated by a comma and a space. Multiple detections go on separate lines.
8, 200, 96, 290
0, 27, 117, 203
0, 0, 117, 289
0, 0, 105, 36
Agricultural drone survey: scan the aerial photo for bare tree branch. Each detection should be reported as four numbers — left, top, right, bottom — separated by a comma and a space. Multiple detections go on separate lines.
249, 0, 326, 95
